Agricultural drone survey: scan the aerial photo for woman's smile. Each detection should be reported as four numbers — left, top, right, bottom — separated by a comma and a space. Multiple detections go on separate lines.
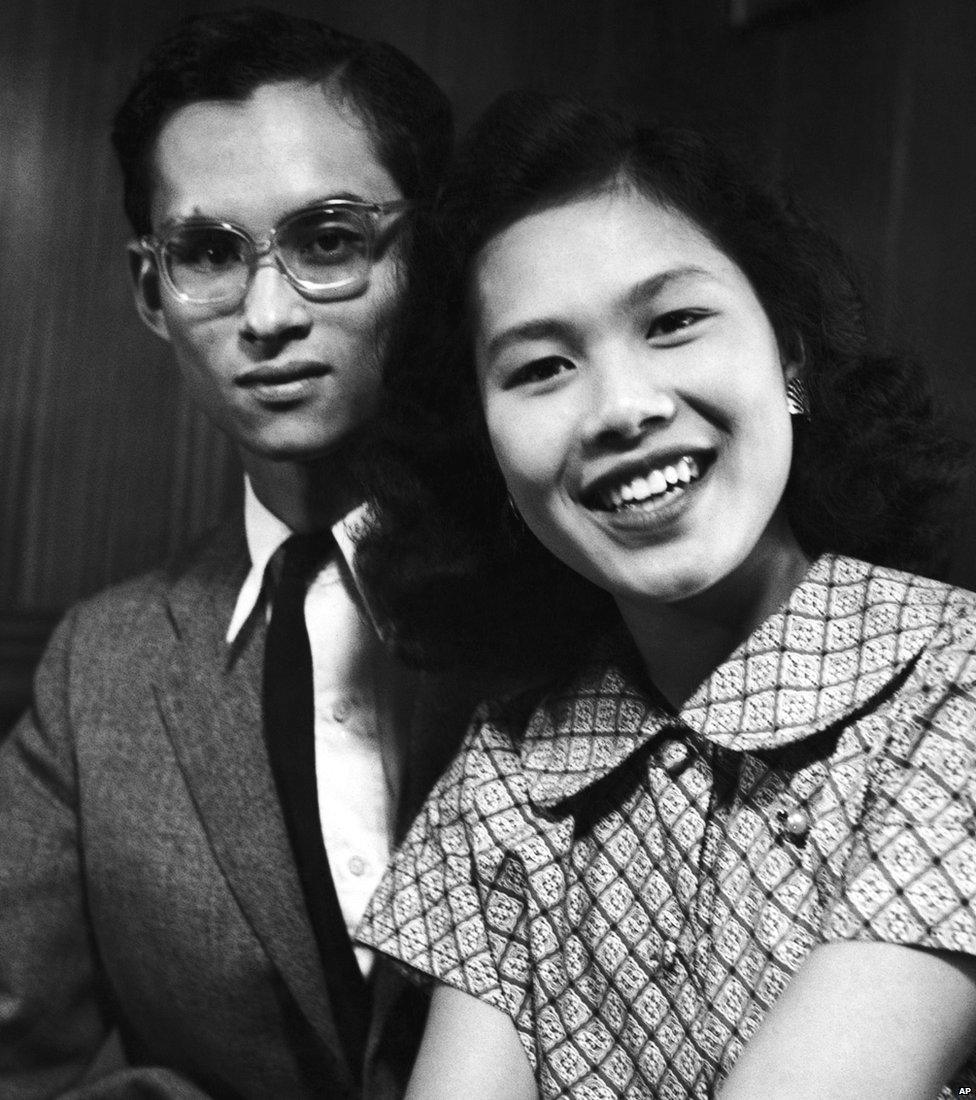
591, 452, 712, 533
586, 452, 703, 512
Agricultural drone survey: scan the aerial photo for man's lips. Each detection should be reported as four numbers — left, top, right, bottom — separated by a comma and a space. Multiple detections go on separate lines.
236, 360, 330, 387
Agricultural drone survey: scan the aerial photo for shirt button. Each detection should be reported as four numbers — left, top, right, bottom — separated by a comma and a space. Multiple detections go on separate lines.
348, 856, 367, 876
332, 698, 352, 722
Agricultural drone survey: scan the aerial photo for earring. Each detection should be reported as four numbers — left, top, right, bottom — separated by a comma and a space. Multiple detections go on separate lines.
786, 377, 811, 419
503, 491, 526, 546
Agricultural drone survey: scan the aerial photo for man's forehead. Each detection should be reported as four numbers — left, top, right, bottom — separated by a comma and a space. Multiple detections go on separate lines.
147, 80, 394, 230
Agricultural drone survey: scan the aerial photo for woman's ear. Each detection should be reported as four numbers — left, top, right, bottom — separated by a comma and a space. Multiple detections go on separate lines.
126, 242, 171, 343
782, 333, 810, 418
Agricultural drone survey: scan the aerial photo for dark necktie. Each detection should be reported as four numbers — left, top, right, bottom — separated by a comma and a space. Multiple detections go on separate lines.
262, 532, 370, 1079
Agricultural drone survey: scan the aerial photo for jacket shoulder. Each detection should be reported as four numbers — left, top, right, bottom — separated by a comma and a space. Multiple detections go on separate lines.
57, 517, 247, 659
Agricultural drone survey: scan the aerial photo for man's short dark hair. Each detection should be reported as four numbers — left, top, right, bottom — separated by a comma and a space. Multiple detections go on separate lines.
112, 6, 453, 236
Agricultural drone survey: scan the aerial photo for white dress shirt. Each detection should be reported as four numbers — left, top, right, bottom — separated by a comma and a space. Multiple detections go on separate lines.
227, 479, 395, 976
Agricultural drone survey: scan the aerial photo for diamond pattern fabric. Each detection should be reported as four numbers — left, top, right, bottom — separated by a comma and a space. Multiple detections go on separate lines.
357, 556, 976, 1098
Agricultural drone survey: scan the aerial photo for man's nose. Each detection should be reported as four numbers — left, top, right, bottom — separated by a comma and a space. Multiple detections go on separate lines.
240, 258, 313, 344
582, 350, 677, 448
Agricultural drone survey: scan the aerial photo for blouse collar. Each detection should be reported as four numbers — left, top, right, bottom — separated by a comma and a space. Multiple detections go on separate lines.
522, 554, 958, 808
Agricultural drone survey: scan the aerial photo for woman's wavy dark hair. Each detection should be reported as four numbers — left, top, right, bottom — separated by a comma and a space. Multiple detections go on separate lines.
358, 90, 967, 675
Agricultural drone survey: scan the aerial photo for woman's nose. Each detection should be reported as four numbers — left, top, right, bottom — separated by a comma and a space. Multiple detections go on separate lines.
240, 259, 313, 344
582, 352, 677, 447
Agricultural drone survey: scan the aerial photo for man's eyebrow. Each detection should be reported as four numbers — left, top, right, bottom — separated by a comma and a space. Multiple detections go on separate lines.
158, 193, 371, 233
484, 265, 715, 359
308, 191, 370, 205
158, 208, 214, 232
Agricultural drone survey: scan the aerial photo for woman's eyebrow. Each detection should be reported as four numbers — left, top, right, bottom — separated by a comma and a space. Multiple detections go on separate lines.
624, 264, 713, 309
484, 318, 571, 360
484, 265, 715, 359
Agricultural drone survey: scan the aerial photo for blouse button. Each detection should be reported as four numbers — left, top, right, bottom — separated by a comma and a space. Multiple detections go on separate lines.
348, 856, 367, 876
332, 698, 352, 723
660, 737, 691, 776
782, 807, 811, 841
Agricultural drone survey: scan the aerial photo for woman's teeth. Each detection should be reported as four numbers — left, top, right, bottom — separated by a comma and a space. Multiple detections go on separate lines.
602, 455, 701, 510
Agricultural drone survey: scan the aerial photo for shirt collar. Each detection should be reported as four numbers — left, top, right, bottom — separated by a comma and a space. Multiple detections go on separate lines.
225, 477, 370, 644
523, 554, 958, 809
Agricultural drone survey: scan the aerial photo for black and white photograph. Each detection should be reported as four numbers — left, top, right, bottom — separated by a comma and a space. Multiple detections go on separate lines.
1, 1, 975, 1096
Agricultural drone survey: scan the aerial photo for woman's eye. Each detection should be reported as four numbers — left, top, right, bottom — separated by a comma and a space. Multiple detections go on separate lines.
647, 309, 709, 340
507, 356, 574, 388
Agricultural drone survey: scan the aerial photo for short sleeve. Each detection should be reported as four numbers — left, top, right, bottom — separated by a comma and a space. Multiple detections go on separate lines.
822, 620, 976, 955
356, 710, 512, 1016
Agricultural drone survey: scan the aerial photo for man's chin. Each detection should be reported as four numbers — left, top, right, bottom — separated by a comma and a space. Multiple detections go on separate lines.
235, 427, 363, 467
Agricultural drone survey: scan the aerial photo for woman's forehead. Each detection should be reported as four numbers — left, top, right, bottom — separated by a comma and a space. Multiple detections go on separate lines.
471, 191, 740, 325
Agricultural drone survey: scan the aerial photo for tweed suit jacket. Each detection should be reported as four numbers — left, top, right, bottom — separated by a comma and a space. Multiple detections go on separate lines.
0, 516, 478, 1099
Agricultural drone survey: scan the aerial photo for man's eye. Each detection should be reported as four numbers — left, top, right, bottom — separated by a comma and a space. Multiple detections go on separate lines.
171, 233, 243, 270
507, 356, 574, 388
297, 225, 364, 267
647, 309, 710, 339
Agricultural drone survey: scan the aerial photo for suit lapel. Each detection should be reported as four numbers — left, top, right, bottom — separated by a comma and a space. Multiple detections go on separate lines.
151, 520, 353, 1087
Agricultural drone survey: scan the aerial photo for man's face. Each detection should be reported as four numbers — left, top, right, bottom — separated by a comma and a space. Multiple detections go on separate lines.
132, 81, 404, 463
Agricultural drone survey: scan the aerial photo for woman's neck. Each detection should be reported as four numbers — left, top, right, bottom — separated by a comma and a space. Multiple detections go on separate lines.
617, 533, 813, 712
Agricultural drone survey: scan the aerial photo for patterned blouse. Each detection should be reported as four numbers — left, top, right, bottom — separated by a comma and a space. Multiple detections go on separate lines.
357, 555, 976, 1098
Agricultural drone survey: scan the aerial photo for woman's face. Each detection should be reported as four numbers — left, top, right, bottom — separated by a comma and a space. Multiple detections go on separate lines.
473, 188, 802, 614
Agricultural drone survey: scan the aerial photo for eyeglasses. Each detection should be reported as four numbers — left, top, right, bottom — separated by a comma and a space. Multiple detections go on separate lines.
136, 198, 409, 306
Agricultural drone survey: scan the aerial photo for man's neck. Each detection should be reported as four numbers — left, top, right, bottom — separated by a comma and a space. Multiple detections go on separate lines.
240, 449, 360, 534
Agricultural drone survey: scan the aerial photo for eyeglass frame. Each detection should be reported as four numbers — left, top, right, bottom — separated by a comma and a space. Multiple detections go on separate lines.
133, 197, 411, 306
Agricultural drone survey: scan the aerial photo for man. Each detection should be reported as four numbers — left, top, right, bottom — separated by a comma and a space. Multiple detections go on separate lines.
0, 9, 473, 1098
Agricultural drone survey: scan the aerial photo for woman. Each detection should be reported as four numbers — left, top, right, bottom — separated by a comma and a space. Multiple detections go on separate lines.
356, 92, 976, 1098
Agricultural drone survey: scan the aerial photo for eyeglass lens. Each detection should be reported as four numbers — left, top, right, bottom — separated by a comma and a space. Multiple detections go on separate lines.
162, 208, 371, 302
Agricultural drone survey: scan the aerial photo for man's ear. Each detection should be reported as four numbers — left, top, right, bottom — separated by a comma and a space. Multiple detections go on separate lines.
127, 242, 171, 343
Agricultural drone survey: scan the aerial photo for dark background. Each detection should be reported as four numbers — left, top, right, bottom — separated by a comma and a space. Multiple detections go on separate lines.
2, 0, 974, 728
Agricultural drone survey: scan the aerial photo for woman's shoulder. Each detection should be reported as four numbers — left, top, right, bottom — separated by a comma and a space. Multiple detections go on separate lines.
828, 552, 974, 602
431, 682, 556, 814
827, 553, 976, 644
816, 560, 976, 958
438, 655, 639, 826
812, 556, 976, 781
828, 554, 976, 700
